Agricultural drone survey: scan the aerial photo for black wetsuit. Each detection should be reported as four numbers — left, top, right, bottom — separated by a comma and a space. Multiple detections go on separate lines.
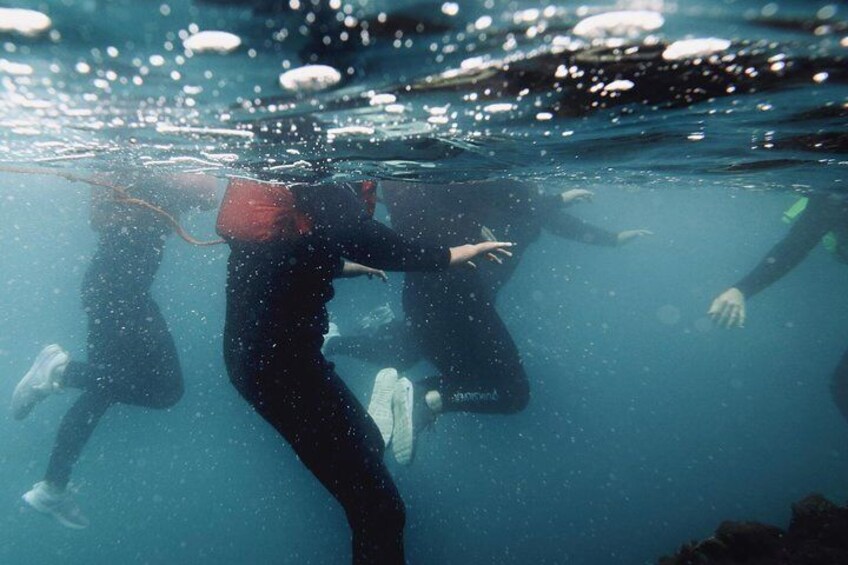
222, 184, 449, 564
734, 193, 848, 424
328, 180, 619, 414
44, 194, 185, 489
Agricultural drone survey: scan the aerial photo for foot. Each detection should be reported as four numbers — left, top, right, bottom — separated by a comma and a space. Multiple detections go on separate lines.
391, 378, 436, 466
321, 322, 341, 354
368, 368, 399, 447
11, 345, 69, 420
22, 481, 90, 530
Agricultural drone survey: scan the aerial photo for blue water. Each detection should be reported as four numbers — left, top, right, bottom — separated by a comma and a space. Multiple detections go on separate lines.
1, 0, 847, 563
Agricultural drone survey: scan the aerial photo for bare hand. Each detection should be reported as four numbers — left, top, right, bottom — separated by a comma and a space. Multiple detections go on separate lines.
449, 241, 515, 268
561, 189, 595, 205
341, 261, 388, 282
708, 287, 746, 328
617, 229, 653, 246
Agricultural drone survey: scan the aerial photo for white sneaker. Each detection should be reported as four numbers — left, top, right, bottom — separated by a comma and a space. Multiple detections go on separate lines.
391, 377, 437, 466
11, 345, 69, 420
321, 322, 340, 354
22, 481, 90, 530
367, 368, 399, 447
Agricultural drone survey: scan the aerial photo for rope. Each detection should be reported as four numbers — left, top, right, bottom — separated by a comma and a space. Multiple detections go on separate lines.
0, 165, 224, 246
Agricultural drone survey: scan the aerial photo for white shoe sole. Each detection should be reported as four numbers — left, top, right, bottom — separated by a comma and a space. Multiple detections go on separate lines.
391, 377, 415, 466
22, 488, 89, 530
368, 368, 399, 447
11, 345, 68, 421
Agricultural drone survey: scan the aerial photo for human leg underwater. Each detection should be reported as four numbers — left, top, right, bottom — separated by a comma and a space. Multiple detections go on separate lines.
225, 328, 405, 565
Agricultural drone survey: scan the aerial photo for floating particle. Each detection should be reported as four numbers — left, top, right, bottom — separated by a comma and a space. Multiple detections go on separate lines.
687, 132, 705, 141
572, 11, 664, 39
183, 31, 241, 54
279, 64, 342, 92
662, 38, 731, 61
536, 112, 553, 121
0, 8, 52, 37
813, 72, 829, 83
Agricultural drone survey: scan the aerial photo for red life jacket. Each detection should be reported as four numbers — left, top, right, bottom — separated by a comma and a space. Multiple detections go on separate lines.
216, 177, 377, 244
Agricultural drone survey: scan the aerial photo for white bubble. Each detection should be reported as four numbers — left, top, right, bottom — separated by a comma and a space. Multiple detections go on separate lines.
573, 11, 664, 39
327, 125, 375, 138
656, 304, 681, 326
813, 72, 829, 83
279, 64, 342, 92
441, 2, 459, 16
483, 102, 514, 113
662, 38, 731, 61
0, 8, 52, 37
603, 79, 634, 92
0, 59, 34, 76
475, 16, 493, 31
369, 93, 396, 105
183, 31, 241, 54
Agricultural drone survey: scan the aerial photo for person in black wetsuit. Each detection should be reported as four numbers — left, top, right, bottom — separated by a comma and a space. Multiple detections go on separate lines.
325, 179, 651, 465
709, 192, 848, 424
11, 172, 216, 529
221, 181, 512, 565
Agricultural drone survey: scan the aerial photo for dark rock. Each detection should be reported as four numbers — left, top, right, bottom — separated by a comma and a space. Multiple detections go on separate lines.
659, 495, 848, 565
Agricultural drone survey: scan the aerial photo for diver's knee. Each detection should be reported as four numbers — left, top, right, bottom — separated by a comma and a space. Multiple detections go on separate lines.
502, 381, 530, 414
149, 378, 184, 409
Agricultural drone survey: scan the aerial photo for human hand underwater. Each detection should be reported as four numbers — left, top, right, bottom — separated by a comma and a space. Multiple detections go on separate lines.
341, 261, 388, 282
616, 229, 654, 246
708, 287, 746, 328
560, 189, 595, 205
449, 241, 515, 269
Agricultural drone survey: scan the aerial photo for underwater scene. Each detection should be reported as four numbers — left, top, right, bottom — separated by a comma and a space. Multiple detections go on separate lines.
1, 0, 847, 563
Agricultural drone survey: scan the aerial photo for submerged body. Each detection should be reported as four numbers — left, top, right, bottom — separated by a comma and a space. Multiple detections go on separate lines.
329, 180, 646, 448
222, 182, 510, 562
710, 193, 848, 423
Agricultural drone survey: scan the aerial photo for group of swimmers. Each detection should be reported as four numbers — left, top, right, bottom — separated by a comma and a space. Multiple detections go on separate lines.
8, 172, 848, 563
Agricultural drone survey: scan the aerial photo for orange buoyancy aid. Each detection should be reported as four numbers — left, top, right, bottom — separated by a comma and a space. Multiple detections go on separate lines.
216, 177, 378, 244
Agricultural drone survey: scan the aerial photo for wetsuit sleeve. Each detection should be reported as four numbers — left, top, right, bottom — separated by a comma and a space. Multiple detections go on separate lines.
734, 196, 834, 298
540, 211, 619, 246
339, 216, 451, 272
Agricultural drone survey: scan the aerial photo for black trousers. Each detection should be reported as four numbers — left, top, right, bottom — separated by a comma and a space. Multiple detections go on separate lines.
224, 325, 405, 565
44, 289, 183, 488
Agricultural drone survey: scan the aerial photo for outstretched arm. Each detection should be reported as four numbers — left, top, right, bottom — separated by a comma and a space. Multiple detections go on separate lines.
709, 195, 835, 329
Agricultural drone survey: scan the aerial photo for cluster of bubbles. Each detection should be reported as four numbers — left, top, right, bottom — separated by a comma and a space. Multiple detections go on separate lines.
0, 3, 845, 181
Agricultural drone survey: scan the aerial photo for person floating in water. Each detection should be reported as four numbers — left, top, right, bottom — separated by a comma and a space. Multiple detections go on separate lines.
709, 192, 848, 423
10, 172, 217, 529
325, 179, 652, 465
218, 177, 513, 564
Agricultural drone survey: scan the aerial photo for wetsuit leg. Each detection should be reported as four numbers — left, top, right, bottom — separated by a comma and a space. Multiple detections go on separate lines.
63, 293, 184, 409
44, 289, 183, 487
830, 345, 848, 425
404, 276, 529, 414
43, 392, 112, 489
225, 333, 405, 565
325, 319, 422, 371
